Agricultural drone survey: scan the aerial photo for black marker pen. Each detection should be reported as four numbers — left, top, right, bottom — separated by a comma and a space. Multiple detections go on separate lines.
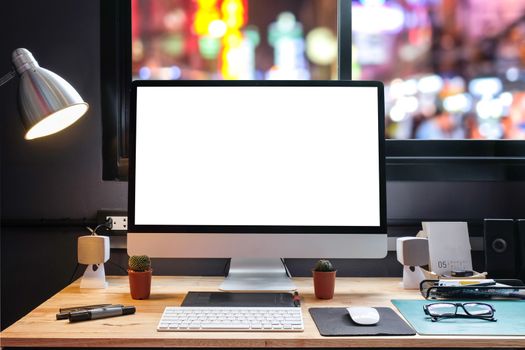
69, 305, 136, 322
56, 304, 123, 320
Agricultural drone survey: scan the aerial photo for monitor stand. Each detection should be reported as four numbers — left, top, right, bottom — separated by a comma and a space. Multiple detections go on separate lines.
219, 258, 297, 292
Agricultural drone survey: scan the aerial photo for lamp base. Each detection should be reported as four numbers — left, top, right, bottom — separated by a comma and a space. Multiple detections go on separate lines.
402, 265, 425, 290
80, 263, 108, 289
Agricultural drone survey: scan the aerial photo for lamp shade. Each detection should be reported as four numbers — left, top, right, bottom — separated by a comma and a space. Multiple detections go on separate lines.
12, 48, 89, 140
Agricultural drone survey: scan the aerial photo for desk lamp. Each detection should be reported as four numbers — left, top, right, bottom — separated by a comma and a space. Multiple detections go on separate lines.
1, 48, 93, 285
78, 227, 110, 289
0, 48, 88, 139
396, 237, 429, 289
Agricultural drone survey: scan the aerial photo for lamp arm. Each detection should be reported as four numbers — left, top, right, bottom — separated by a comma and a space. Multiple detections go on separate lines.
0, 70, 16, 87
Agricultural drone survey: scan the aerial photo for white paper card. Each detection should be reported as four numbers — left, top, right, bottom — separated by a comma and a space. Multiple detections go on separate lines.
422, 222, 472, 276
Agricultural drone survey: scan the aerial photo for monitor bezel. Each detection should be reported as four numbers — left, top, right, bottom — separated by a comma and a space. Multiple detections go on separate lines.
128, 80, 386, 234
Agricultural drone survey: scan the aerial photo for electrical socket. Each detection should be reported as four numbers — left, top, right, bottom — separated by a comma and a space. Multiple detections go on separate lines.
97, 210, 127, 233
107, 216, 128, 230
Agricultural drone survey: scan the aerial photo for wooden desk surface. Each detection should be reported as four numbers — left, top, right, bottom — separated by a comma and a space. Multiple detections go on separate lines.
1, 276, 524, 348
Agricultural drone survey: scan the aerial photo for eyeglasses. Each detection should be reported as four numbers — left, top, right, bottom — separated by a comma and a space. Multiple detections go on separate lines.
423, 302, 496, 322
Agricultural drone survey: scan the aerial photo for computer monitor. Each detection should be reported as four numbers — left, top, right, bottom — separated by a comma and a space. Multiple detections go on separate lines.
127, 80, 387, 291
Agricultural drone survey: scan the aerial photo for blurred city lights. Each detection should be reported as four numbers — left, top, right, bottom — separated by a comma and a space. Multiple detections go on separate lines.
221, 0, 247, 79
443, 94, 472, 113
476, 99, 504, 119
132, 39, 144, 62
194, 0, 220, 36
139, 66, 151, 79
499, 92, 514, 106
389, 79, 405, 99
244, 25, 260, 47
276, 12, 297, 33
199, 36, 221, 59
163, 9, 186, 31
417, 75, 443, 94
402, 79, 418, 96
352, 3, 404, 33
170, 66, 182, 80
163, 35, 185, 57
506, 67, 520, 82
306, 27, 337, 65
360, 0, 386, 6
267, 12, 309, 80
208, 19, 227, 38
479, 121, 503, 139
445, 77, 466, 95
469, 77, 503, 98
398, 96, 419, 113
389, 104, 407, 122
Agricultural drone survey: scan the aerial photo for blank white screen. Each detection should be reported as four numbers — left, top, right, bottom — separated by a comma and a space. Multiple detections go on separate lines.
134, 86, 380, 226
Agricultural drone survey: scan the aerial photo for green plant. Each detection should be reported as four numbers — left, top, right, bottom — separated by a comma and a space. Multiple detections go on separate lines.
314, 259, 335, 272
128, 255, 151, 272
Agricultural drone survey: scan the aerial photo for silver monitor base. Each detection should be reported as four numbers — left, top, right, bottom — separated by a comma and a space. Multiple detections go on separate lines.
219, 258, 297, 292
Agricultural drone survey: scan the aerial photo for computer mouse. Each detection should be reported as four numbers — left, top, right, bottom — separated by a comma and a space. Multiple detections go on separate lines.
346, 307, 380, 325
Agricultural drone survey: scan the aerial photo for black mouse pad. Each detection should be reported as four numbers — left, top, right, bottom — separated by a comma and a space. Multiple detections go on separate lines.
309, 307, 415, 336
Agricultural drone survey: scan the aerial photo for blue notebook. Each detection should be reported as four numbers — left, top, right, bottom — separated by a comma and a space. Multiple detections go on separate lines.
392, 299, 525, 336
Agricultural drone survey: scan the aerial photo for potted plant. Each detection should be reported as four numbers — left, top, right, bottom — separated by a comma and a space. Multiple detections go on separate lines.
128, 255, 152, 300
312, 259, 336, 299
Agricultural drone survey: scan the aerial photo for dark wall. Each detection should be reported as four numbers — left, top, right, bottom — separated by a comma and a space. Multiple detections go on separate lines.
1, 0, 127, 221
1, 0, 523, 331
0, 0, 126, 330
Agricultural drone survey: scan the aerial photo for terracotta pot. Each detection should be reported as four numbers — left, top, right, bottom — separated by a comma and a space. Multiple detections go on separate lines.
312, 270, 336, 299
128, 269, 152, 300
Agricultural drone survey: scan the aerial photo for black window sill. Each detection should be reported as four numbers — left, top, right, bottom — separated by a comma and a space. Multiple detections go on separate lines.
386, 140, 525, 181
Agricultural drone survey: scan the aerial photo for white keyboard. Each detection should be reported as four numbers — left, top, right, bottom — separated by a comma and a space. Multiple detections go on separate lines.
157, 307, 304, 332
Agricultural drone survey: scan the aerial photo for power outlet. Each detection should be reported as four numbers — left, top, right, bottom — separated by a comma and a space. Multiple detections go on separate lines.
107, 216, 128, 230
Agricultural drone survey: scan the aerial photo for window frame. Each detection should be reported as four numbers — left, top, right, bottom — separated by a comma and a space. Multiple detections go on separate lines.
100, 0, 525, 182
101, 0, 130, 180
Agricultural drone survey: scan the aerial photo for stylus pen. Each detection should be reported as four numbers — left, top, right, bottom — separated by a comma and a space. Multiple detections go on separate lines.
68, 306, 136, 322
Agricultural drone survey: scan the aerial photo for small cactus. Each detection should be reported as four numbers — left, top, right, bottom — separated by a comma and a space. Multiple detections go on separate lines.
128, 255, 151, 272
314, 259, 335, 272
